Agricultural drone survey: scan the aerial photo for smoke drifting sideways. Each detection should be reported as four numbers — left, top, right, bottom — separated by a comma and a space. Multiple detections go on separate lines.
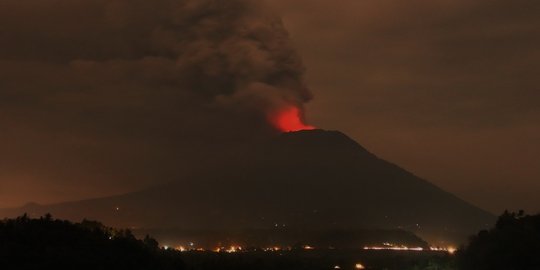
0, 0, 314, 203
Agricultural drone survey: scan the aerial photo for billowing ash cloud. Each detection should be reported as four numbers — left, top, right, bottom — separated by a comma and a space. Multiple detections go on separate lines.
0, 0, 312, 122
0, 0, 312, 206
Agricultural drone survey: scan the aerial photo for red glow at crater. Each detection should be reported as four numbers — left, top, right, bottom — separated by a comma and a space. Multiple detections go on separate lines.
271, 107, 315, 132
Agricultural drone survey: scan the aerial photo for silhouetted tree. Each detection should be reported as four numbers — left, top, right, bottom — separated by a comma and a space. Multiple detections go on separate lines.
0, 214, 184, 270
457, 211, 540, 270
144, 234, 160, 250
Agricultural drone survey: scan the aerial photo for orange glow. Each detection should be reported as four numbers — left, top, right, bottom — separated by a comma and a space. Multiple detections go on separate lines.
363, 243, 425, 251
270, 106, 315, 132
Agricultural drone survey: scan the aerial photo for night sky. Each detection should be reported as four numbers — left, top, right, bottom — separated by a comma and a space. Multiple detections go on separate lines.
274, 0, 540, 214
1, 0, 539, 214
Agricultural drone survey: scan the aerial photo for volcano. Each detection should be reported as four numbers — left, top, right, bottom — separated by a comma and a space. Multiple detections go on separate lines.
0, 130, 494, 246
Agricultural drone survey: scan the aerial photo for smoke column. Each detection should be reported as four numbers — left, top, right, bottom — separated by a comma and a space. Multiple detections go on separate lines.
0, 0, 315, 204
0, 0, 313, 131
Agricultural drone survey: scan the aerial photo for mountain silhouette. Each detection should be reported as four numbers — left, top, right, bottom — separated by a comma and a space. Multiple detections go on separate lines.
0, 130, 494, 245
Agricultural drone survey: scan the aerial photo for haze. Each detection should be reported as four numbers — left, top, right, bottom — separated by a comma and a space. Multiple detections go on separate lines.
0, 0, 538, 215
272, 0, 540, 213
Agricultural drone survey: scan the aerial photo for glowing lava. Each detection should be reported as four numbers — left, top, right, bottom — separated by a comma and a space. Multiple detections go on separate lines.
271, 106, 315, 132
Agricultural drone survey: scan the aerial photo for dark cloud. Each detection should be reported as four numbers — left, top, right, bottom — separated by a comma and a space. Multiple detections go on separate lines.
0, 0, 311, 206
272, 0, 540, 213
2, 0, 539, 214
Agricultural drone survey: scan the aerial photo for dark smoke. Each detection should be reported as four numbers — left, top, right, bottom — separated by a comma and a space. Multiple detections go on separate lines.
0, 0, 312, 205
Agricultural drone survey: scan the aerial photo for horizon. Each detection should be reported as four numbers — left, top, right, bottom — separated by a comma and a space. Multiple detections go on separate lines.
0, 0, 538, 242
1, 1, 539, 214
1, 1, 539, 269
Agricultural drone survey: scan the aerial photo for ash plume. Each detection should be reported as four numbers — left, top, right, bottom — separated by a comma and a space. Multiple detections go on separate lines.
0, 0, 313, 205
0, 0, 312, 121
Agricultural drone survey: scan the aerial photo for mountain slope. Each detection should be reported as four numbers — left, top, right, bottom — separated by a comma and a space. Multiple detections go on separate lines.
0, 130, 495, 244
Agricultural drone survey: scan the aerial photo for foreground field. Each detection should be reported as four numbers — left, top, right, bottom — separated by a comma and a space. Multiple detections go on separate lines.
179, 249, 455, 270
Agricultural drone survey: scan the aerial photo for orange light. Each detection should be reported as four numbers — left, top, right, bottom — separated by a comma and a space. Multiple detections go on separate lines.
270, 106, 315, 132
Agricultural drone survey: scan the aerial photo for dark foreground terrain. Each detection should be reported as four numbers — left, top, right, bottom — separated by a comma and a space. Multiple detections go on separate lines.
0, 215, 452, 270
0, 214, 184, 270
180, 250, 454, 270
1, 212, 539, 270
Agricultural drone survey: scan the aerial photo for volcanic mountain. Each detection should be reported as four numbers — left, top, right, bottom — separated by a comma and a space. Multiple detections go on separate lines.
0, 130, 494, 245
